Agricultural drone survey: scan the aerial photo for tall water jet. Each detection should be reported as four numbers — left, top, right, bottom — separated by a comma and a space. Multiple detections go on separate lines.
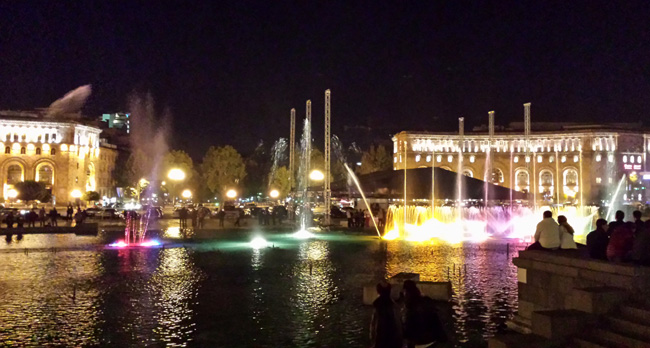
297, 118, 311, 231
457, 117, 464, 221
268, 138, 288, 188
606, 174, 626, 220
343, 164, 381, 237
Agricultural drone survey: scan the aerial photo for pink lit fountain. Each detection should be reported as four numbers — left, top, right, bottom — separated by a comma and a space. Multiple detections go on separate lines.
108, 210, 161, 248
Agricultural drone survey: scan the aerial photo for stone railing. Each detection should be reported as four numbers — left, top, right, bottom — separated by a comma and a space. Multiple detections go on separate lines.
510, 249, 650, 333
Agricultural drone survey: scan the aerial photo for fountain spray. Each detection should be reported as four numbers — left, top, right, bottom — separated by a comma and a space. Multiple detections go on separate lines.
344, 163, 382, 237
606, 174, 626, 221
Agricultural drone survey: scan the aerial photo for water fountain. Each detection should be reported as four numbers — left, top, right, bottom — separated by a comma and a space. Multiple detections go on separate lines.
268, 138, 288, 188
380, 106, 599, 244
109, 93, 168, 248
343, 164, 381, 237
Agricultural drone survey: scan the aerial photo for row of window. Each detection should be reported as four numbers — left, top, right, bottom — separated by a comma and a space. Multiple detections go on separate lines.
5, 133, 57, 143
4, 146, 56, 155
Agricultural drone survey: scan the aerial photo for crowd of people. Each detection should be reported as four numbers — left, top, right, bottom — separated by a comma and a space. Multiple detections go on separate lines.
370, 280, 447, 348
3, 204, 86, 229
531, 209, 650, 265
347, 207, 387, 229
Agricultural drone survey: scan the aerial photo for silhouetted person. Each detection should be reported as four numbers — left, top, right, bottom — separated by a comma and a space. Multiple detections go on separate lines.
533, 211, 560, 249
558, 215, 577, 249
587, 219, 609, 260
402, 280, 447, 347
16, 214, 23, 228
218, 209, 225, 227
49, 207, 58, 226
39, 207, 46, 227
633, 210, 644, 237
607, 221, 634, 262
5, 212, 14, 228
66, 204, 74, 221
609, 210, 625, 237
369, 281, 402, 348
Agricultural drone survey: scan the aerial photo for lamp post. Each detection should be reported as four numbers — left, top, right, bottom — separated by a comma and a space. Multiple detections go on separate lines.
226, 189, 237, 199
168, 169, 186, 205
269, 189, 280, 199
181, 189, 192, 200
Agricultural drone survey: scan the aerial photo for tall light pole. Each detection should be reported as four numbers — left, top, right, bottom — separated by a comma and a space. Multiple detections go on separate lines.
324, 89, 331, 225
289, 108, 295, 191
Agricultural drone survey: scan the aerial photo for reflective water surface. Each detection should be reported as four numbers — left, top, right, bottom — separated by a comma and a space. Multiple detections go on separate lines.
0, 231, 521, 347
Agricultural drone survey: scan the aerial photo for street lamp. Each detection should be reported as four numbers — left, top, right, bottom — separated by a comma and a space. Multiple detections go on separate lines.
269, 189, 280, 198
181, 189, 192, 199
168, 168, 186, 181
309, 169, 324, 181
168, 169, 186, 204
226, 189, 237, 199
71, 189, 82, 199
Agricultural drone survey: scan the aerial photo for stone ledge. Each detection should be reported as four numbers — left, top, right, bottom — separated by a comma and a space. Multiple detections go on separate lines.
516, 250, 650, 277
532, 309, 595, 340
565, 286, 628, 314
488, 331, 557, 348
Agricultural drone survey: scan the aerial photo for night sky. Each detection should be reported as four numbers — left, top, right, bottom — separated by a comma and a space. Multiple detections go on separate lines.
1, 1, 650, 159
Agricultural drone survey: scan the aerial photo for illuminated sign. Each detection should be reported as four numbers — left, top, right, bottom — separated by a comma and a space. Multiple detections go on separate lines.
623, 164, 642, 170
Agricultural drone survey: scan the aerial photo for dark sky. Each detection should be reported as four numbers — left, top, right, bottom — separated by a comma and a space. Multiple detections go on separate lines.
1, 1, 650, 159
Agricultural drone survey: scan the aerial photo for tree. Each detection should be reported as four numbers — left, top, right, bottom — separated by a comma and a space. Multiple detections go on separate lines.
124, 149, 152, 187
14, 181, 51, 203
83, 191, 101, 202
269, 166, 291, 198
162, 150, 194, 182
201, 145, 246, 199
358, 145, 392, 175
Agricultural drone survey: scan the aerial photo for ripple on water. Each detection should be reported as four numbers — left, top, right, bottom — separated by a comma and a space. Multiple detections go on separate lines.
0, 234, 522, 347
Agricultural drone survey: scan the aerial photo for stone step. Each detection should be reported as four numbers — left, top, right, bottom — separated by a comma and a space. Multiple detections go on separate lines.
592, 328, 650, 348
572, 336, 615, 348
607, 315, 650, 340
620, 305, 650, 323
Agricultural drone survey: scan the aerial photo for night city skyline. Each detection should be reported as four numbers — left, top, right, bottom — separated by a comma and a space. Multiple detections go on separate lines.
2, 1, 650, 158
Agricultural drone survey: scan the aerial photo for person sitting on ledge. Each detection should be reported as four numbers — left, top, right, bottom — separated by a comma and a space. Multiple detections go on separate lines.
631, 217, 650, 265
531, 211, 560, 250
607, 221, 635, 262
608, 210, 625, 237
633, 210, 645, 237
369, 281, 402, 348
587, 218, 609, 260
558, 215, 577, 249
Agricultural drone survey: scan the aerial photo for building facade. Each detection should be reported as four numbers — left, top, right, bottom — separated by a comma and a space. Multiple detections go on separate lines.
0, 110, 118, 204
393, 123, 650, 205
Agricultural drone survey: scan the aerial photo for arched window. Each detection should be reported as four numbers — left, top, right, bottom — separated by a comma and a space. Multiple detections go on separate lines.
37, 164, 54, 185
4, 146, 9, 154
540, 170, 553, 187
490, 168, 504, 185
51, 148, 56, 155
20, 147, 25, 154
35, 148, 41, 155
516, 170, 530, 192
564, 169, 578, 187
7, 165, 22, 184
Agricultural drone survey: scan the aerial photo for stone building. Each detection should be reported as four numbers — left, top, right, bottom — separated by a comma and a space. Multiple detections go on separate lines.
0, 110, 118, 204
392, 122, 650, 205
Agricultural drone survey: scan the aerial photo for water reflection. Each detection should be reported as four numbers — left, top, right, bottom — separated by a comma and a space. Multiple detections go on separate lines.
0, 251, 102, 346
0, 234, 521, 347
290, 240, 339, 345
150, 248, 203, 346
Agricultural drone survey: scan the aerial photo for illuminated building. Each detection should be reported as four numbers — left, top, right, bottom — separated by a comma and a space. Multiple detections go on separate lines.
393, 122, 650, 204
101, 112, 130, 133
0, 110, 118, 203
